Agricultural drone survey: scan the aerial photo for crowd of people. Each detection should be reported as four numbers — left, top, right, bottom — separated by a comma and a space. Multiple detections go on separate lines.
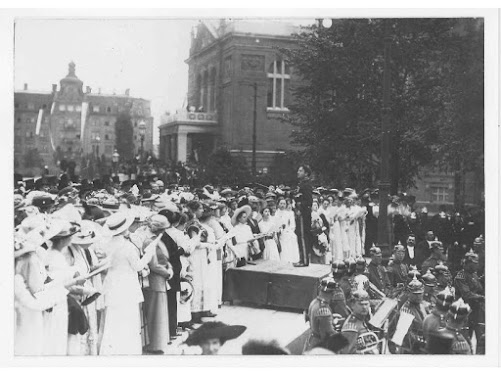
13, 164, 485, 356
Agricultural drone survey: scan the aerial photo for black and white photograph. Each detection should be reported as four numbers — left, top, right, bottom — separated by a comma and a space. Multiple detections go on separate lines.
1, 5, 499, 367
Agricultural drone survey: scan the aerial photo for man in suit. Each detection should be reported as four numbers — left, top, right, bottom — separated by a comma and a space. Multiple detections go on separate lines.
414, 230, 435, 270
294, 165, 313, 267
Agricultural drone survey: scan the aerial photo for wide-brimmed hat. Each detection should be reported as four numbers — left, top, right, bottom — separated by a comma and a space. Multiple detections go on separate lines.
14, 220, 64, 257
104, 211, 135, 236
71, 220, 104, 245
231, 205, 252, 226
153, 199, 179, 213
184, 321, 246, 346
50, 220, 80, 240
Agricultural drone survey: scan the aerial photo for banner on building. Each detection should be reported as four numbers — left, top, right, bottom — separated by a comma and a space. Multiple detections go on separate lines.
35, 109, 43, 135
80, 101, 88, 144
48, 102, 57, 151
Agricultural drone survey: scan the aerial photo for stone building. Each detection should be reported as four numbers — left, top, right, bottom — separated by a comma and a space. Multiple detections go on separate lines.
14, 62, 154, 177
159, 20, 301, 171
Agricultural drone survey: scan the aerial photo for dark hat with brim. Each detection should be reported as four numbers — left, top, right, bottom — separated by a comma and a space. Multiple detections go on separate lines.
426, 329, 454, 354
184, 321, 246, 346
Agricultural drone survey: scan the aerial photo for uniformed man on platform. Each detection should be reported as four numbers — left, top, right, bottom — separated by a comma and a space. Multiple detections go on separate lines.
423, 286, 455, 345
303, 277, 339, 353
442, 298, 473, 354
454, 250, 485, 354
293, 165, 313, 267
340, 289, 380, 354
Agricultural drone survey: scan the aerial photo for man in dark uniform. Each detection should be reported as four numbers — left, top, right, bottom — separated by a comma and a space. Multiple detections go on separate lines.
387, 243, 410, 290
340, 289, 380, 354
421, 240, 447, 274
367, 245, 392, 295
442, 298, 473, 354
293, 165, 313, 267
421, 269, 438, 311
423, 286, 455, 345
389, 276, 429, 354
331, 260, 353, 302
303, 277, 339, 353
414, 230, 435, 270
364, 190, 379, 257
454, 250, 485, 354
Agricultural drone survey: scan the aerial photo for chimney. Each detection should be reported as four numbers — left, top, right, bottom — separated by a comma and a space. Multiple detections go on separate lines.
23, 83, 28, 90
86, 86, 92, 94
52, 84, 57, 93
125, 89, 130, 96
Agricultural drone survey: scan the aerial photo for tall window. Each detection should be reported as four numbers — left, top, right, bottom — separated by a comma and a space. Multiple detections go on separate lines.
209, 68, 217, 112
431, 186, 449, 202
267, 60, 290, 110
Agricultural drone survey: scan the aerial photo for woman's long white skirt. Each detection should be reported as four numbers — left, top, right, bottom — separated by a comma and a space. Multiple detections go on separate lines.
279, 231, 300, 263
99, 302, 142, 355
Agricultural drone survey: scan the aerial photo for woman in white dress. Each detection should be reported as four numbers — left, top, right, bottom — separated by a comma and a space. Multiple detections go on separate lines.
258, 207, 280, 261
275, 198, 300, 264
227, 205, 257, 262
42, 220, 81, 356
328, 195, 344, 262
99, 212, 158, 355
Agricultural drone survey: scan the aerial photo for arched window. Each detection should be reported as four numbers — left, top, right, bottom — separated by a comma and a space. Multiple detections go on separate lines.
267, 60, 291, 110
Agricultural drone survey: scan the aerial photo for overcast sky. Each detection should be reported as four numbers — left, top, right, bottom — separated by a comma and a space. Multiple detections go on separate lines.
14, 19, 199, 145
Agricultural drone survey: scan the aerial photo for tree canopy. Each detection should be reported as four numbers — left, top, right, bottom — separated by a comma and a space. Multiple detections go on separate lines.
280, 18, 483, 194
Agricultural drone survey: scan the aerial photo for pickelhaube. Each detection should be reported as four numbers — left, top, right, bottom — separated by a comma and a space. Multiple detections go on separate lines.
355, 256, 366, 269
320, 277, 338, 292
407, 265, 421, 280
431, 240, 444, 250
448, 298, 471, 320
393, 243, 405, 253
436, 287, 455, 309
351, 288, 370, 302
369, 243, 382, 256
422, 269, 437, 287
434, 261, 449, 274
473, 237, 483, 245
464, 249, 479, 264
407, 276, 424, 294
344, 258, 357, 274
331, 260, 345, 273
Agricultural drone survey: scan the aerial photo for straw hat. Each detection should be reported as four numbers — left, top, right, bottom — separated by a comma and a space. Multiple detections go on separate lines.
147, 214, 170, 232
71, 220, 104, 245
104, 211, 135, 236
14, 221, 64, 258
50, 219, 80, 240
231, 205, 252, 226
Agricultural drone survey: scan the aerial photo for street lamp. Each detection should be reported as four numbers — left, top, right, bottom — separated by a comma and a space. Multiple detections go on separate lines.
112, 149, 120, 176
139, 120, 146, 163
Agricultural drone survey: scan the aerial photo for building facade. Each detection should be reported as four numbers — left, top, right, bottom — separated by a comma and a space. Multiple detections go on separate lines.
14, 62, 154, 177
159, 20, 301, 171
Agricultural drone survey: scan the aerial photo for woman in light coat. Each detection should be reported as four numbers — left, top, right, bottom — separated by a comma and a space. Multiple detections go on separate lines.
275, 198, 300, 263
99, 212, 158, 355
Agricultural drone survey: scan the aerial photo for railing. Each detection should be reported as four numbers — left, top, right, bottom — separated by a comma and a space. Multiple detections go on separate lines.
163, 111, 217, 124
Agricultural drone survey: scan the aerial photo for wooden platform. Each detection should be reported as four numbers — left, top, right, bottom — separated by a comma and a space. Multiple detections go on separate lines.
224, 260, 332, 311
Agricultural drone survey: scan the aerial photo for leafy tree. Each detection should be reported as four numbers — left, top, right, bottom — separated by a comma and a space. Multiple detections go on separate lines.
115, 112, 134, 161
268, 151, 301, 186
280, 18, 478, 193
199, 148, 251, 186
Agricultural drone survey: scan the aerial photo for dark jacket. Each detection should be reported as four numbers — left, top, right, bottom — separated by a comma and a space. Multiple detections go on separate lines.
161, 232, 182, 292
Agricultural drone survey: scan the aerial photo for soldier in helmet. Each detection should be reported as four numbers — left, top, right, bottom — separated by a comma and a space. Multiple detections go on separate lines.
303, 277, 339, 353
354, 256, 368, 277
340, 289, 380, 354
387, 243, 410, 290
434, 261, 453, 290
421, 240, 447, 274
421, 269, 438, 311
389, 276, 429, 354
331, 260, 352, 301
367, 245, 391, 296
454, 250, 485, 354
344, 257, 358, 292
472, 236, 485, 283
423, 286, 455, 345
442, 299, 473, 354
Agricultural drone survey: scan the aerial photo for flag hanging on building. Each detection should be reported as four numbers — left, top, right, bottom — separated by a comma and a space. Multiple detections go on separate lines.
48, 102, 57, 151
35, 109, 43, 135
80, 101, 88, 145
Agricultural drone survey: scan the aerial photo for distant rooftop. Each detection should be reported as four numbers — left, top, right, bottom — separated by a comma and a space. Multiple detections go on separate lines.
222, 19, 302, 37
